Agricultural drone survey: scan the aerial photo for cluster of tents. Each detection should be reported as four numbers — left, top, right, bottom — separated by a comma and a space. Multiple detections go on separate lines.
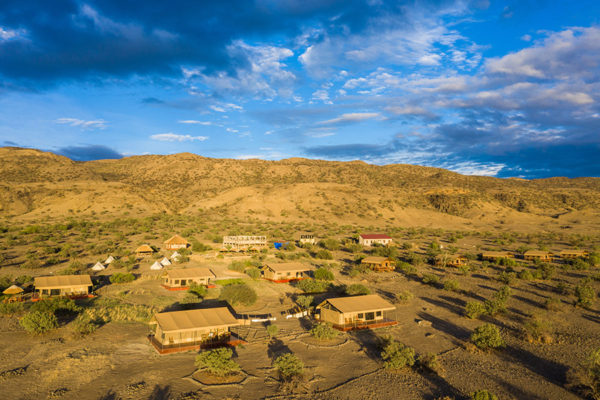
90, 255, 116, 271
150, 252, 181, 270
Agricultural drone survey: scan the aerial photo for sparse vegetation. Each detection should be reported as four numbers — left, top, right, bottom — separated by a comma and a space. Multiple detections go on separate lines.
310, 322, 339, 340
195, 348, 241, 377
471, 324, 504, 351
219, 284, 257, 306
273, 353, 304, 381
381, 337, 415, 370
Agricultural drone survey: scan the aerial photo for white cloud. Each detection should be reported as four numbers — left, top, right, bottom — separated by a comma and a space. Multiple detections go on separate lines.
210, 105, 226, 112
318, 112, 380, 125
0, 27, 25, 41
55, 118, 107, 129
178, 120, 212, 125
150, 133, 208, 142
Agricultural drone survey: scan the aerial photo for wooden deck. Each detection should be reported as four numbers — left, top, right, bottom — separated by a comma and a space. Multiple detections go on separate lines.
148, 335, 246, 355
31, 293, 95, 302
333, 319, 398, 332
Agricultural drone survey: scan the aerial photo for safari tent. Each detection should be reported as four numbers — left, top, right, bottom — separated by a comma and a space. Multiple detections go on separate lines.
435, 254, 468, 267
559, 249, 588, 259
149, 307, 242, 354
261, 262, 315, 282
361, 256, 395, 271
298, 234, 316, 245
315, 294, 397, 331
524, 250, 553, 262
160, 257, 172, 266
161, 267, 215, 290
33, 275, 93, 301
91, 261, 106, 271
358, 234, 393, 246
150, 261, 164, 270
135, 244, 154, 257
170, 251, 181, 261
104, 255, 115, 264
480, 251, 512, 262
164, 234, 190, 250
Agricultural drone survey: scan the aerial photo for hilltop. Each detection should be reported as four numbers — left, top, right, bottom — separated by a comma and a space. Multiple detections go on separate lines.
1, 147, 599, 232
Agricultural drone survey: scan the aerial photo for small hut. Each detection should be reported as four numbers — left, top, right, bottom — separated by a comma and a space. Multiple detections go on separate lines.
164, 235, 190, 251
33, 275, 93, 301
358, 234, 393, 246
148, 307, 241, 354
261, 262, 315, 282
315, 294, 397, 331
104, 255, 115, 265
91, 262, 106, 271
135, 244, 154, 258
161, 267, 215, 290
361, 256, 395, 271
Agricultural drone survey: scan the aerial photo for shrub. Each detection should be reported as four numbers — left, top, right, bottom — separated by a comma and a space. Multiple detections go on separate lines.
195, 348, 240, 377
188, 284, 207, 298
296, 295, 313, 309
395, 290, 414, 303
0, 302, 24, 315
537, 263, 555, 280
417, 353, 444, 376
523, 315, 553, 344
443, 279, 460, 292
497, 271, 516, 285
319, 238, 340, 251
465, 301, 486, 319
471, 390, 498, 400
471, 324, 504, 351
219, 284, 257, 306
30, 297, 81, 317
555, 282, 571, 295
421, 274, 439, 286
20, 311, 58, 334
266, 324, 279, 338
545, 297, 564, 311
575, 281, 595, 308
296, 278, 330, 293
314, 267, 334, 281
110, 273, 136, 284
246, 267, 260, 280
381, 338, 415, 370
216, 278, 245, 286
396, 262, 417, 276
345, 284, 370, 296
315, 250, 333, 260
73, 314, 99, 335
518, 269, 534, 280
310, 322, 339, 340
273, 353, 304, 381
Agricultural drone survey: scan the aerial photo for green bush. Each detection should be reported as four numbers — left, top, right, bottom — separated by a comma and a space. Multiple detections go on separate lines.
345, 283, 370, 295
310, 322, 339, 340
266, 324, 279, 338
381, 338, 415, 370
296, 295, 313, 309
110, 272, 136, 284
575, 281, 595, 308
422, 274, 439, 286
443, 279, 460, 292
73, 314, 99, 335
471, 390, 498, 400
246, 267, 260, 280
20, 311, 58, 334
296, 278, 330, 293
315, 249, 333, 260
273, 353, 304, 381
0, 302, 24, 315
314, 267, 334, 281
518, 269, 534, 280
219, 284, 257, 306
216, 278, 245, 286
396, 262, 417, 276
188, 284, 207, 298
395, 290, 414, 303
471, 324, 504, 350
465, 301, 486, 319
497, 271, 516, 285
195, 348, 240, 377
30, 297, 82, 317
319, 238, 340, 251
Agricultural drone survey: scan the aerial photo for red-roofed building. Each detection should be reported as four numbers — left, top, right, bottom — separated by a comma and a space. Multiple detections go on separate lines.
358, 234, 393, 246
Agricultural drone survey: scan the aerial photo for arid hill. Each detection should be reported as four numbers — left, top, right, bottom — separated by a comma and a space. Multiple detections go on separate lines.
1, 147, 599, 231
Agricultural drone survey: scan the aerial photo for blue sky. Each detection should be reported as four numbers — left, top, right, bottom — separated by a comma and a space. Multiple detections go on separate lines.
1, 0, 599, 178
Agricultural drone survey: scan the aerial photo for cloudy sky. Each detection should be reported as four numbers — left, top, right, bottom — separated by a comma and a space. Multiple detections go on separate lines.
1, 0, 599, 178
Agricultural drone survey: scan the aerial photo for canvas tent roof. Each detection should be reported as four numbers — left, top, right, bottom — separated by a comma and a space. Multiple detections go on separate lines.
136, 244, 154, 253
164, 267, 215, 279
560, 249, 587, 256
524, 250, 551, 256
322, 295, 395, 314
170, 251, 181, 260
104, 255, 115, 264
3, 285, 23, 295
361, 256, 391, 264
360, 234, 391, 240
34, 275, 92, 289
160, 257, 171, 266
264, 262, 315, 273
164, 234, 189, 246
91, 262, 106, 271
150, 261, 163, 270
152, 307, 239, 333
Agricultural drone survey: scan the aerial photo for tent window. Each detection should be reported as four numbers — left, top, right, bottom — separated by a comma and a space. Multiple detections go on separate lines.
376, 311, 382, 317
175, 280, 179, 285
357, 313, 364, 319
